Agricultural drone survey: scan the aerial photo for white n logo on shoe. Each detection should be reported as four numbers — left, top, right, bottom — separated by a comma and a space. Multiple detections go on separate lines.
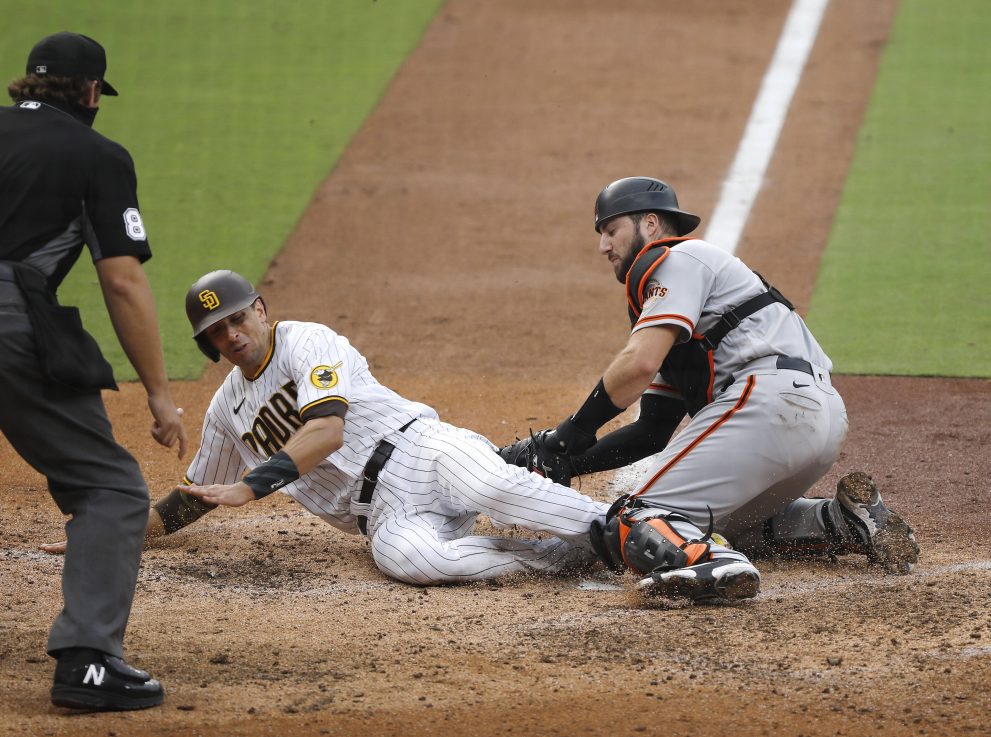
82, 664, 106, 686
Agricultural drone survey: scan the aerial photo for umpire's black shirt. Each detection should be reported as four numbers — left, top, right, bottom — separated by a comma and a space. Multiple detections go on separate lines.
0, 99, 151, 288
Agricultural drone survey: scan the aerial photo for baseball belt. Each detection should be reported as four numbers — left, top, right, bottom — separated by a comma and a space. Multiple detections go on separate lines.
0, 261, 28, 310
775, 355, 819, 377
356, 418, 416, 535
720, 355, 828, 395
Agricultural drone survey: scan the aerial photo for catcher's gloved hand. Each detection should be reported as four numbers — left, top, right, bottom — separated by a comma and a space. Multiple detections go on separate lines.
547, 417, 597, 456
497, 429, 574, 487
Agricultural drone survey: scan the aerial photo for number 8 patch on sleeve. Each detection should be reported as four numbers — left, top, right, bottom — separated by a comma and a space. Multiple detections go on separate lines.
123, 208, 147, 241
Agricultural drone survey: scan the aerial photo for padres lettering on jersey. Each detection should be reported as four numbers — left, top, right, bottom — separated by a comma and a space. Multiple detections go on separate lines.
185, 320, 435, 530
240, 381, 303, 456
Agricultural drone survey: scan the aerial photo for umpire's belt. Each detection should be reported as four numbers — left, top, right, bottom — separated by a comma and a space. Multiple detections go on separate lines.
356, 419, 415, 535
0, 261, 27, 310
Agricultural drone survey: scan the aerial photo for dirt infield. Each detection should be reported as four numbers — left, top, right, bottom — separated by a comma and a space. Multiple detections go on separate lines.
2, 1, 990, 735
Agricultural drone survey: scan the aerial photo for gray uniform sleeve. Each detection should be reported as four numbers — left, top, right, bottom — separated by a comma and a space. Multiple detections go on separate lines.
632, 251, 715, 339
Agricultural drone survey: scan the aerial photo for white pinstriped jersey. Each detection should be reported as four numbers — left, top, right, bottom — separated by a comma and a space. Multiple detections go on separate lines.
185, 320, 437, 531
633, 239, 831, 400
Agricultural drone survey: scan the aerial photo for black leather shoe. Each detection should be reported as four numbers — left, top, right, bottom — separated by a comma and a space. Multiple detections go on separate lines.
51, 654, 164, 711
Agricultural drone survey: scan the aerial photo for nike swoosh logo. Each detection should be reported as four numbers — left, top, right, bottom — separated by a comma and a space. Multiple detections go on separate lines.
233, 398, 246, 414
792, 381, 810, 389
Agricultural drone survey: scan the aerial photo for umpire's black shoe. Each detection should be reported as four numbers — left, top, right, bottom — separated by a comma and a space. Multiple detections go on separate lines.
51, 651, 164, 711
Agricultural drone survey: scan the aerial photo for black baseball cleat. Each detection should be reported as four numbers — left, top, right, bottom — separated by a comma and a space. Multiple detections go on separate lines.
637, 559, 761, 602
835, 471, 919, 575
51, 653, 164, 711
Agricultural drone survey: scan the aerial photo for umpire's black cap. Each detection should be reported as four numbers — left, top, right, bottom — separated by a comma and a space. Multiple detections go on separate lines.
26, 32, 119, 96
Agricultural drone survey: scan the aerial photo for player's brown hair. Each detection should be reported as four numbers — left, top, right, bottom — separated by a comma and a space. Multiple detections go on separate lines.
8, 74, 92, 105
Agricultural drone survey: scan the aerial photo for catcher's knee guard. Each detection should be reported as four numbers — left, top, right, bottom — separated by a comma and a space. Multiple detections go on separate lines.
589, 496, 713, 575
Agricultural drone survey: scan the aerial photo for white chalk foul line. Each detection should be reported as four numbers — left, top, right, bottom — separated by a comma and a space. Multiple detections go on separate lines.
611, 0, 830, 492
704, 0, 830, 254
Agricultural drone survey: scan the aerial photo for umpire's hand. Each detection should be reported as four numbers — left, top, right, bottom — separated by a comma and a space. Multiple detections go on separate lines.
148, 393, 187, 458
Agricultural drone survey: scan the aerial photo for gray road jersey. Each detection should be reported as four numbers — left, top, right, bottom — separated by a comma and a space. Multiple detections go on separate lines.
633, 239, 831, 399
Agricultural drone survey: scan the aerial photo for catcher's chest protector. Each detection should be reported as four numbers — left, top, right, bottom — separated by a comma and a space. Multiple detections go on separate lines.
625, 241, 794, 416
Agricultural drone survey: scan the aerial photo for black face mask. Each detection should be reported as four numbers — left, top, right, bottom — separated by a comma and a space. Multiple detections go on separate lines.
72, 104, 99, 128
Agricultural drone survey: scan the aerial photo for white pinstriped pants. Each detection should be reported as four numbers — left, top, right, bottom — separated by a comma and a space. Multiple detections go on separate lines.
362, 419, 609, 585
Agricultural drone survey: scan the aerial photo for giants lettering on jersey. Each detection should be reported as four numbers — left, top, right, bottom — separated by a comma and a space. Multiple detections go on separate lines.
241, 381, 303, 456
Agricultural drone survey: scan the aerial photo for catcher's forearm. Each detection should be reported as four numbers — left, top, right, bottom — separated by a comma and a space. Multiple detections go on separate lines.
570, 420, 675, 475
571, 393, 684, 475
153, 486, 217, 534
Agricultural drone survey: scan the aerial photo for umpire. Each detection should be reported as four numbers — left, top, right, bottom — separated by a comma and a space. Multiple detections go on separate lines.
0, 32, 187, 710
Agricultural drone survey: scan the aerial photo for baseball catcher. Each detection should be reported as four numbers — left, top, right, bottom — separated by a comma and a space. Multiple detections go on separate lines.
500, 177, 919, 602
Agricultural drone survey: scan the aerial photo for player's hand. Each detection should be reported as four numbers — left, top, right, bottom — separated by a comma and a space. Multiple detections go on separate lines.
148, 392, 188, 459
39, 540, 67, 555
179, 481, 254, 507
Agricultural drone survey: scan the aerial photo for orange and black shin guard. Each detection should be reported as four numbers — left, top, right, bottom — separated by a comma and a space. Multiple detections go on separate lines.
616, 506, 712, 575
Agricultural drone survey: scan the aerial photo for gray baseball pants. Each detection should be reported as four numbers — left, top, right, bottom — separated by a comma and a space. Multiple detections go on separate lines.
0, 294, 149, 659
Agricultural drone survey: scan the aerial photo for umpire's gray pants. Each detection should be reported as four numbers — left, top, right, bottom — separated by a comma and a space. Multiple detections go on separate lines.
0, 307, 149, 659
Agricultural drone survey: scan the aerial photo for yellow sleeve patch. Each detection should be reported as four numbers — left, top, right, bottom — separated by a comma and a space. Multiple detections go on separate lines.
309, 361, 343, 390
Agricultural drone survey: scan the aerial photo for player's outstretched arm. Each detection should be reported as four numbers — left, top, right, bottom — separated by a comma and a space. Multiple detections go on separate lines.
179, 480, 254, 507
569, 393, 686, 475
183, 416, 345, 505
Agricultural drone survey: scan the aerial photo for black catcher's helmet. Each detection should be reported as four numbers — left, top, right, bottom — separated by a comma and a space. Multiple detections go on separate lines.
185, 270, 261, 362
594, 177, 700, 235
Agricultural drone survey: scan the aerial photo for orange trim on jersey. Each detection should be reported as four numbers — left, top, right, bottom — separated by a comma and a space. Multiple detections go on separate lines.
246, 320, 280, 382
625, 242, 670, 316
632, 374, 756, 498
634, 313, 695, 331
635, 250, 670, 310
624, 237, 696, 317
300, 395, 348, 415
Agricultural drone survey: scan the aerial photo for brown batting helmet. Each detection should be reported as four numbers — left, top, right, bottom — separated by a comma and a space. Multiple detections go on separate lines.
185, 270, 261, 361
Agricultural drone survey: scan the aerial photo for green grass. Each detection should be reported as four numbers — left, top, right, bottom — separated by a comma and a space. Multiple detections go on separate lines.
2, 1, 442, 379
806, 0, 991, 377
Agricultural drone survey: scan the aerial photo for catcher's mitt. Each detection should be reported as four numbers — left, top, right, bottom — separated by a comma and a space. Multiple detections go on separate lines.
497, 429, 574, 487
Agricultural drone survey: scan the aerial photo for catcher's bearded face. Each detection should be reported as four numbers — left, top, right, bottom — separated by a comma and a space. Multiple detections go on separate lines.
599, 215, 646, 283
203, 299, 272, 374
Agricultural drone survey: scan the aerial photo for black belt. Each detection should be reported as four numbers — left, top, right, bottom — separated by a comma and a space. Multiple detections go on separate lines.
776, 355, 816, 377
0, 261, 26, 308
721, 355, 826, 394
356, 419, 415, 535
